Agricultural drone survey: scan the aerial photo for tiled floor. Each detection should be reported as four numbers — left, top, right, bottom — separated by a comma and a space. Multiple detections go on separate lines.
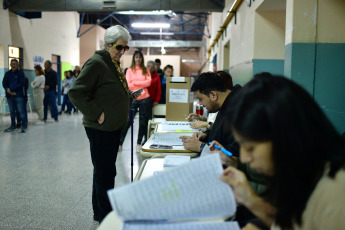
0, 112, 141, 230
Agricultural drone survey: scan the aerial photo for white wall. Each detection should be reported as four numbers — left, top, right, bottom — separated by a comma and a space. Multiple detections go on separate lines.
0, 9, 80, 69
207, 0, 261, 84
254, 11, 286, 59
206, 0, 286, 85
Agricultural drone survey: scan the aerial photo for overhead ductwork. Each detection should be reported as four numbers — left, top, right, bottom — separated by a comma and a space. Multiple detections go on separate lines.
8, 0, 224, 12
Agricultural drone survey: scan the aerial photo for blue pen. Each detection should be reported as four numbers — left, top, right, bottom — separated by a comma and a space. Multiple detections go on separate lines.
208, 142, 232, 157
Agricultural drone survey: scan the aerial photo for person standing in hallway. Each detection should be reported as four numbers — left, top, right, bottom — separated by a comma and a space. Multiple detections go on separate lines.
31, 65, 45, 124
2, 59, 27, 133
155, 58, 164, 82
119, 50, 152, 152
59, 70, 74, 115
73, 65, 81, 78
146, 60, 161, 119
43, 60, 59, 122
68, 25, 138, 223
159, 64, 174, 104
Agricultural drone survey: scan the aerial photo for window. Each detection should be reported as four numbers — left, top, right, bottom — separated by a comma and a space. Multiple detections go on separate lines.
8, 45, 24, 69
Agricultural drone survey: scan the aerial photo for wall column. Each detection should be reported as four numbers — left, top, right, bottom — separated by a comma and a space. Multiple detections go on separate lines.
285, 0, 345, 133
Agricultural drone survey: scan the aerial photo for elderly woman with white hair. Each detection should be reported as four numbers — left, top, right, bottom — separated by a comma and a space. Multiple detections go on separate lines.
69, 25, 140, 223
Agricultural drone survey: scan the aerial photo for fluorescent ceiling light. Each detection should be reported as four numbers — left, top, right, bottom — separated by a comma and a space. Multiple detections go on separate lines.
117, 10, 175, 15
161, 47, 166, 55
140, 32, 174, 35
182, 59, 202, 63
132, 23, 170, 28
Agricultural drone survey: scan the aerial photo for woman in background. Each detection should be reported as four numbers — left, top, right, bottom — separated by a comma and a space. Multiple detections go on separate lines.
146, 60, 161, 119
119, 50, 151, 152
221, 75, 345, 230
159, 64, 173, 104
31, 65, 45, 124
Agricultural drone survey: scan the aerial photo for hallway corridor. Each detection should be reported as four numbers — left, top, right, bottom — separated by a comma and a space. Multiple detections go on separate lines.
0, 113, 141, 229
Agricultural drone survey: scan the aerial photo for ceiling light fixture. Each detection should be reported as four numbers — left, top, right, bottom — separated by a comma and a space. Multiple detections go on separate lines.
132, 23, 170, 28
140, 32, 174, 35
117, 10, 175, 16
161, 47, 166, 55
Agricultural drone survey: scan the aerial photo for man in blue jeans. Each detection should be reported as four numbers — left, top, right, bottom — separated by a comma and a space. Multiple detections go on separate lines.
2, 59, 27, 133
43, 60, 58, 122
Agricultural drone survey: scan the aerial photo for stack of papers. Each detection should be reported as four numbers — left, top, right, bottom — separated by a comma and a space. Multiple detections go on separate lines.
107, 154, 240, 230
151, 133, 193, 146
163, 155, 191, 167
161, 121, 198, 132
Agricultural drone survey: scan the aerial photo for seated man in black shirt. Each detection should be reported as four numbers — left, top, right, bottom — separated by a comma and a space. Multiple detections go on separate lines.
181, 72, 241, 159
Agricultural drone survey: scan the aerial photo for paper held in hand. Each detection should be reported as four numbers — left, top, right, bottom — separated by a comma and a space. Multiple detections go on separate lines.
107, 154, 240, 230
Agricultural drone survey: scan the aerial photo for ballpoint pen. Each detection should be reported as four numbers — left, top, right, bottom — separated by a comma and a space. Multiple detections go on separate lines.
208, 142, 232, 157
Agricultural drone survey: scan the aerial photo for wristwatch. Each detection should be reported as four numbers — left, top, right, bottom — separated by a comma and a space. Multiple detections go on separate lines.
200, 142, 206, 152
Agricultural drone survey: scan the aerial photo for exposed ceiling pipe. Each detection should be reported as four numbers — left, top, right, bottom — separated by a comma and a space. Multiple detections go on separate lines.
199, 0, 243, 73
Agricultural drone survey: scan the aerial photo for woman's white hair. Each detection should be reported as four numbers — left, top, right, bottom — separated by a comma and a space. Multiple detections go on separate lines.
103, 25, 131, 49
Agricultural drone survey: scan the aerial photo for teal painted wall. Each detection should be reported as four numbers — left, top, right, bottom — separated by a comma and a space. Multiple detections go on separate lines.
253, 59, 284, 76
284, 43, 345, 134
0, 68, 5, 97
284, 43, 316, 95
314, 43, 345, 134
0, 68, 9, 114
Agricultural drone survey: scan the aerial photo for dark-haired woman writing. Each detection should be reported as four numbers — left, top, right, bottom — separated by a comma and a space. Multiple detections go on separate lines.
220, 74, 345, 230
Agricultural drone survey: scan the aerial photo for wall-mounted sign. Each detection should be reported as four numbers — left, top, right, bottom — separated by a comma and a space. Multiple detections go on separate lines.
33, 56, 44, 66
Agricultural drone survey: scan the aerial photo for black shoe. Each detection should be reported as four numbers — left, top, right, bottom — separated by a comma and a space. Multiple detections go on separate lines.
93, 214, 100, 221
58, 111, 62, 115
4, 126, 17, 132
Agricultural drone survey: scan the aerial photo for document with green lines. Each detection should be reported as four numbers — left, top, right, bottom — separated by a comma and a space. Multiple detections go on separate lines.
107, 154, 240, 230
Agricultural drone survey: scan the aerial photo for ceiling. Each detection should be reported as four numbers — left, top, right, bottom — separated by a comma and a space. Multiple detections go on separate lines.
4, 0, 224, 42
4, 0, 224, 12
79, 12, 209, 41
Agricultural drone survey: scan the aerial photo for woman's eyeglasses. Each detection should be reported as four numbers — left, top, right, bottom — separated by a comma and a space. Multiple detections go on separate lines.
110, 44, 130, 52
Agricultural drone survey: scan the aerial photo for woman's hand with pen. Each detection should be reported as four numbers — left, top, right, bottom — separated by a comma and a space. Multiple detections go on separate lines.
209, 140, 238, 167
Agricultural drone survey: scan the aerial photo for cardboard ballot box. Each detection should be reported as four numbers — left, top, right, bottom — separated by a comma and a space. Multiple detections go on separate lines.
166, 77, 194, 121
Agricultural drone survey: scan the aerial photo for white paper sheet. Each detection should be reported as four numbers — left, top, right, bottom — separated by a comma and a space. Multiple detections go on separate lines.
107, 154, 236, 221
164, 155, 191, 167
161, 121, 198, 132
200, 144, 214, 157
123, 221, 240, 230
169, 89, 189, 103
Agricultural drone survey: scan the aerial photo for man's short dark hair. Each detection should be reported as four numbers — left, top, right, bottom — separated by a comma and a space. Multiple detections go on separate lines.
10, 58, 18, 63
155, 59, 161, 64
45, 60, 52, 66
191, 72, 228, 96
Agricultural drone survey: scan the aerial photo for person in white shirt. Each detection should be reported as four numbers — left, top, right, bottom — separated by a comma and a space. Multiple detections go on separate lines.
59, 71, 74, 114
31, 65, 46, 123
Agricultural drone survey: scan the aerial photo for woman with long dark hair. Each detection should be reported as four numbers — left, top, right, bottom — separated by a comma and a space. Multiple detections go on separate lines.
221, 74, 345, 230
119, 50, 151, 152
